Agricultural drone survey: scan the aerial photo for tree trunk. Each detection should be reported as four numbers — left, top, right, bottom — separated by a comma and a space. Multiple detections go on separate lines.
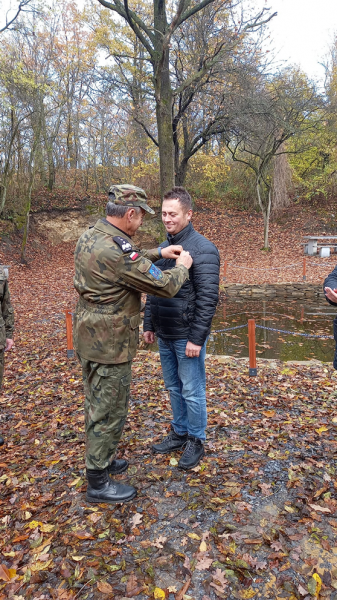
20, 165, 35, 264
175, 158, 189, 185
153, 0, 175, 198
21, 106, 41, 264
256, 176, 271, 250
155, 52, 175, 196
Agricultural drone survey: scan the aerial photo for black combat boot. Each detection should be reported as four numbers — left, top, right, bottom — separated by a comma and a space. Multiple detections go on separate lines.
107, 459, 128, 475
178, 436, 205, 470
0, 433, 3, 446
86, 469, 136, 504
152, 426, 188, 454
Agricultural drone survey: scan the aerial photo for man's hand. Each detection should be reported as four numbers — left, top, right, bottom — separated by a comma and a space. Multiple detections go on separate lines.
185, 341, 202, 357
325, 287, 337, 303
144, 331, 155, 344
5, 338, 14, 352
161, 245, 183, 259
176, 250, 193, 270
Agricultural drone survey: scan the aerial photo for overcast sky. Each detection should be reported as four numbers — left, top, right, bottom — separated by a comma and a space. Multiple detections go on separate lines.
1, 0, 337, 83
261, 0, 337, 82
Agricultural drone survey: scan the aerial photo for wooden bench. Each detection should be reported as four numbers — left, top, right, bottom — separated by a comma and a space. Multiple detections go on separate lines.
303, 236, 337, 256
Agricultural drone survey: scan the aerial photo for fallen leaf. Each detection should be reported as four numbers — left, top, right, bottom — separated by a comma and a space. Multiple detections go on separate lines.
97, 581, 113, 594
240, 589, 257, 599
298, 584, 308, 596
195, 556, 213, 570
199, 541, 207, 552
187, 532, 201, 540
152, 536, 167, 549
313, 573, 322, 597
30, 559, 53, 572
271, 541, 283, 551
308, 504, 331, 513
170, 457, 178, 466
315, 426, 329, 434
131, 513, 143, 528
307, 576, 319, 596
40, 523, 55, 533
126, 572, 138, 595
154, 588, 166, 600
27, 520, 41, 529
0, 564, 10, 582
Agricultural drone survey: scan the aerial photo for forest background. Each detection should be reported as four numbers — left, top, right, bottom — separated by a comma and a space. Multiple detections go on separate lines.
1, 0, 337, 258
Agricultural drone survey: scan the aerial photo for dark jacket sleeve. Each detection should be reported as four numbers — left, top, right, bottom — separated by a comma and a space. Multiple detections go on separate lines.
188, 243, 220, 346
323, 266, 337, 306
2, 280, 14, 338
143, 295, 154, 332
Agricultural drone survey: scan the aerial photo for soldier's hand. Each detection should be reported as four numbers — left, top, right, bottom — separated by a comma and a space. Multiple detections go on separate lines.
325, 287, 337, 303
161, 245, 183, 259
144, 331, 155, 344
176, 250, 193, 270
5, 338, 14, 352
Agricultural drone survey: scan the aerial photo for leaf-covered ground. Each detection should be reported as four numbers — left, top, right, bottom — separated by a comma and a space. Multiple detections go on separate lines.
1, 240, 337, 599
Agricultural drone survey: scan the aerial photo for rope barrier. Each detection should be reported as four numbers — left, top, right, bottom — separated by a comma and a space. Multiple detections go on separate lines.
212, 324, 248, 333
255, 325, 334, 339
211, 323, 333, 339
65, 314, 335, 378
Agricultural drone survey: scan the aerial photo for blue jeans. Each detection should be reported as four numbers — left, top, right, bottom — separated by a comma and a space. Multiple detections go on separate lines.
158, 338, 207, 441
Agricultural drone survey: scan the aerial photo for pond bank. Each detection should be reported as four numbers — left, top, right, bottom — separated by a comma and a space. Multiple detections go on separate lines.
224, 282, 325, 299
138, 350, 331, 367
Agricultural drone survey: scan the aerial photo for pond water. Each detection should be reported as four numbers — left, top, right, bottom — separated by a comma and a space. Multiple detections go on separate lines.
208, 298, 336, 361
142, 298, 337, 362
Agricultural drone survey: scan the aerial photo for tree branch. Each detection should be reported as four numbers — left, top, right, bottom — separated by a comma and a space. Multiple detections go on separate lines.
133, 116, 159, 147
176, 0, 221, 29
97, 0, 155, 57
0, 0, 32, 34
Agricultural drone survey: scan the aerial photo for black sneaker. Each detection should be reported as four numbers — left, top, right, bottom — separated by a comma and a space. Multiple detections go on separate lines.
107, 459, 128, 475
0, 434, 3, 446
178, 436, 205, 470
152, 426, 188, 454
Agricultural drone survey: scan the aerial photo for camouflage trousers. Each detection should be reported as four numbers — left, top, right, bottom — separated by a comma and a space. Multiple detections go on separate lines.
0, 351, 4, 390
78, 355, 132, 470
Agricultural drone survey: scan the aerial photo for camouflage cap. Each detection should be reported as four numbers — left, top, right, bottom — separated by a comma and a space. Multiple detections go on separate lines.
108, 184, 155, 215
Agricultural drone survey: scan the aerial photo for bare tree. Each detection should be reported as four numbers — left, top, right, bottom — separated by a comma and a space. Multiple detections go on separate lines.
94, 0, 275, 196
224, 69, 323, 249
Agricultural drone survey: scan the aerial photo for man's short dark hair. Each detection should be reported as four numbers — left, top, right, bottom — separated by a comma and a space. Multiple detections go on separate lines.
106, 202, 141, 218
163, 187, 193, 212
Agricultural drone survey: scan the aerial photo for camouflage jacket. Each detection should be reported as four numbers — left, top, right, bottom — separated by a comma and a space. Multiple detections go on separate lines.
73, 219, 189, 364
0, 267, 14, 351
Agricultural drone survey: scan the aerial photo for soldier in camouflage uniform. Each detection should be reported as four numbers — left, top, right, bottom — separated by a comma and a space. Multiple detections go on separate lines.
0, 266, 15, 446
74, 184, 193, 504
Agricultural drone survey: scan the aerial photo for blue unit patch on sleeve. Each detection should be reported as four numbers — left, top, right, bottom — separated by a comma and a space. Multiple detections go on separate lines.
149, 264, 164, 280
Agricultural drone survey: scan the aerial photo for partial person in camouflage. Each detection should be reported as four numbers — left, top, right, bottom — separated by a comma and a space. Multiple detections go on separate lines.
74, 184, 193, 504
0, 265, 15, 446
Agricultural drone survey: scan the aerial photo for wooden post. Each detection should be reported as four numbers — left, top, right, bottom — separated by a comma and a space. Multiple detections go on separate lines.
66, 310, 74, 358
303, 257, 306, 281
223, 261, 227, 281
248, 319, 257, 376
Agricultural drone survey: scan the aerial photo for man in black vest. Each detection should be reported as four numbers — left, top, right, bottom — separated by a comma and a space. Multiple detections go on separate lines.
143, 187, 220, 469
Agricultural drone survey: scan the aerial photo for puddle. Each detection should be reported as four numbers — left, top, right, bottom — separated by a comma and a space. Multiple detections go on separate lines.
143, 298, 337, 362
